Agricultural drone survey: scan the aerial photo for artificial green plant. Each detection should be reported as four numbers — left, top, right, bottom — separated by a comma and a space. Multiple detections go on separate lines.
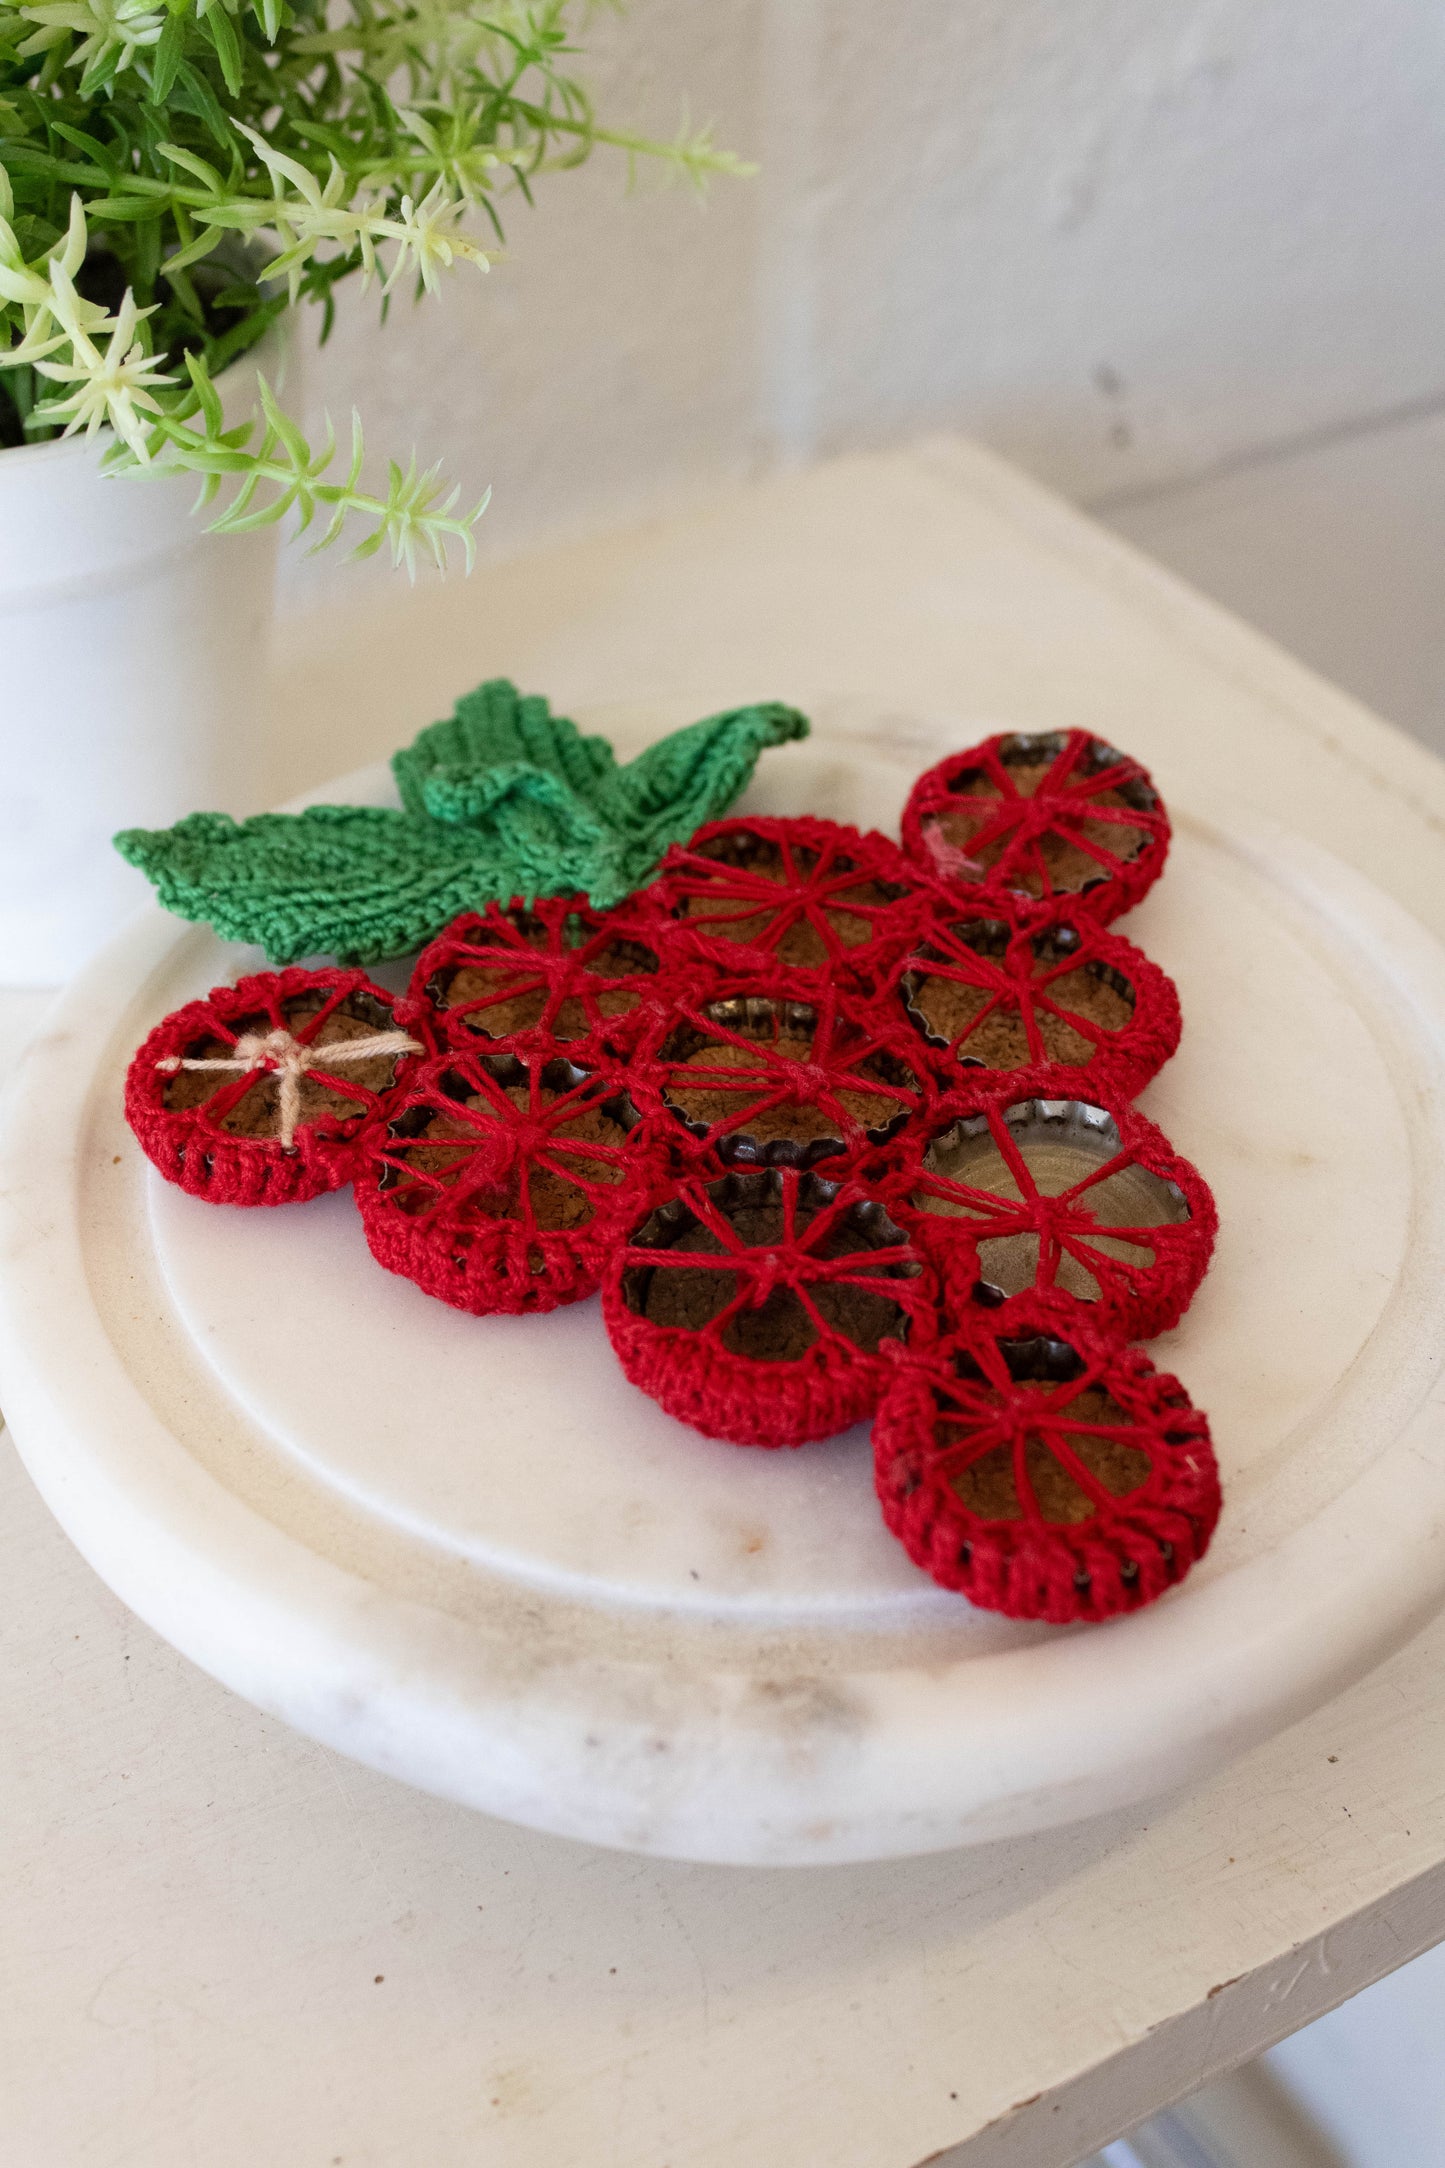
0, 0, 744, 569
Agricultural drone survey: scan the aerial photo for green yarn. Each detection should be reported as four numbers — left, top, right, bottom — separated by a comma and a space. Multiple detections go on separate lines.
115, 679, 810, 964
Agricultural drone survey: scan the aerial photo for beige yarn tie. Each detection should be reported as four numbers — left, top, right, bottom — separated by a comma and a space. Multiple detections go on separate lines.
157, 1024, 422, 1148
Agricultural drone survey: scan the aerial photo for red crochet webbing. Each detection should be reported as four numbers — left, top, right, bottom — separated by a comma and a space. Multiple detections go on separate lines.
901, 730, 1170, 923
634, 970, 926, 1173
886, 899, 1180, 1103
643, 815, 923, 991
354, 1046, 666, 1315
884, 1087, 1215, 1341
873, 1294, 1220, 1622
401, 895, 670, 1060
603, 1166, 939, 1447
125, 967, 420, 1206
121, 727, 1223, 1625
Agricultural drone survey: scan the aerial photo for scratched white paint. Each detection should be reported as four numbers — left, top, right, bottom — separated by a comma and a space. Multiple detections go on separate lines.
285, 0, 1445, 608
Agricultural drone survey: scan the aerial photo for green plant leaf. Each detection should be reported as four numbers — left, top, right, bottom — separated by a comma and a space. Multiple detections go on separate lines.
204, 7, 244, 97
2, 1, 751, 564
149, 15, 186, 106
115, 681, 811, 960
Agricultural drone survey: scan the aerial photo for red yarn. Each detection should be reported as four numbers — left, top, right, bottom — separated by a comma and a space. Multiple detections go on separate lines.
631, 968, 928, 1174
125, 967, 422, 1206
353, 1044, 666, 1315
603, 1166, 939, 1446
644, 815, 923, 991
401, 895, 673, 1060
122, 735, 1222, 1625
901, 731, 1169, 922
873, 1294, 1220, 1621
886, 898, 1180, 1102
885, 1086, 1215, 1340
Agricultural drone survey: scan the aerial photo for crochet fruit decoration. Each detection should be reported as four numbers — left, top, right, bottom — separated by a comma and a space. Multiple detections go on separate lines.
123, 716, 1219, 1626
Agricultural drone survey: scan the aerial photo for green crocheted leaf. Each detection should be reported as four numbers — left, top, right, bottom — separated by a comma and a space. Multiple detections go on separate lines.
391, 681, 810, 896
397, 685, 811, 910
608, 700, 810, 854
113, 805, 498, 966
393, 678, 618, 827
116, 681, 811, 961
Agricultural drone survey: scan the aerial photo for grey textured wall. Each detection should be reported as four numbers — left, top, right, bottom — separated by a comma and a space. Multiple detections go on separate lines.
290, 0, 1445, 604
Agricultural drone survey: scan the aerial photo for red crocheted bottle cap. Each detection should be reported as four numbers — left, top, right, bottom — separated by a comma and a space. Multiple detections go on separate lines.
886, 898, 1179, 1102
401, 895, 674, 1060
125, 967, 425, 1206
885, 1089, 1216, 1340
604, 1165, 938, 1447
644, 814, 923, 991
901, 730, 1169, 922
635, 972, 926, 1172
873, 1294, 1219, 1621
353, 1045, 664, 1316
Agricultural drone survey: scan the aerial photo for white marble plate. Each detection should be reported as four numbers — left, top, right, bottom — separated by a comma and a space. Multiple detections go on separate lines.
4, 740, 1445, 1865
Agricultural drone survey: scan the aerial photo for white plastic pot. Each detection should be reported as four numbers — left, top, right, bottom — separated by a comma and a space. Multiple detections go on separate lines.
0, 333, 285, 987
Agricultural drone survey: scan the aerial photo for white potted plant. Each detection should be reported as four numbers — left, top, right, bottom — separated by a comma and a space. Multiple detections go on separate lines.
0, 0, 742, 983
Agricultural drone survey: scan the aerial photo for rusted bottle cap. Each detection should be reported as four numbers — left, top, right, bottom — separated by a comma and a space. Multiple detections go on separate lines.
873, 1291, 1219, 1621
890, 899, 1180, 1100
645, 814, 923, 991
604, 1164, 937, 1446
126, 967, 424, 1206
901, 730, 1169, 921
353, 1046, 665, 1315
403, 896, 670, 1060
639, 977, 924, 1170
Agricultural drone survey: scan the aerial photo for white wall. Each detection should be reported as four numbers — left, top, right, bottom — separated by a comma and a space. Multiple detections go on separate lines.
1263, 1939, 1445, 2168
288, 0, 1445, 604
